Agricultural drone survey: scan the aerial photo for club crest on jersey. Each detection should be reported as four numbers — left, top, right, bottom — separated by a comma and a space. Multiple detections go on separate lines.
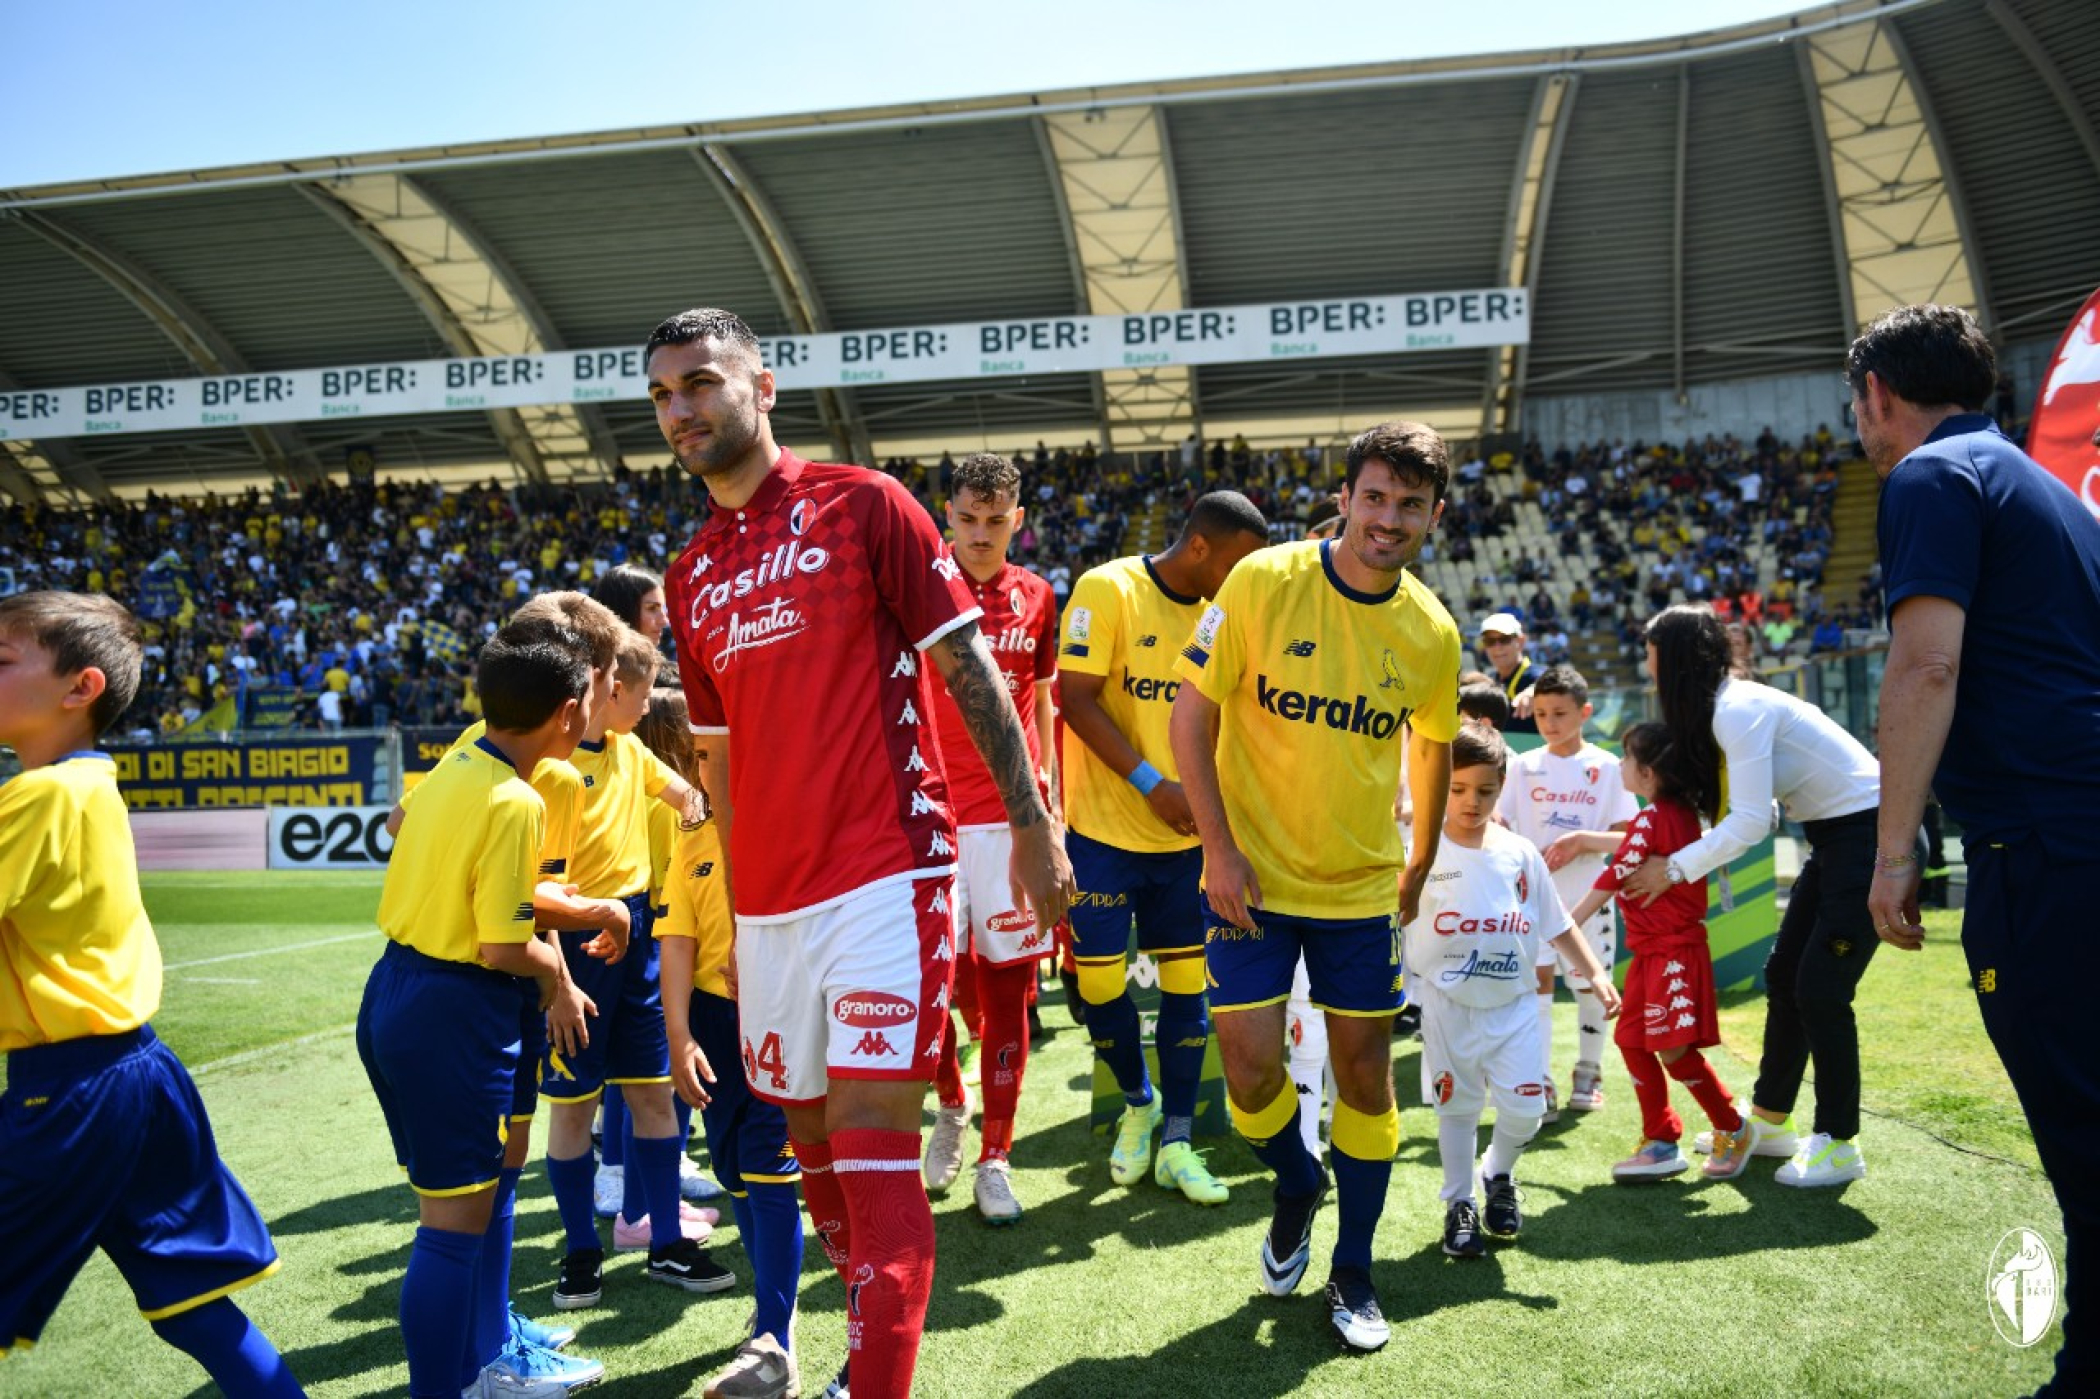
1433, 1071, 1454, 1105
1517, 870, 1528, 904
1010, 586, 1025, 615
789, 497, 814, 536
1379, 649, 1405, 691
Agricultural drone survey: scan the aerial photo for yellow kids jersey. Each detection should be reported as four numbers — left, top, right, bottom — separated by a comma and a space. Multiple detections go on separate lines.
377, 738, 543, 965
646, 798, 678, 916
410, 719, 582, 884
0, 755, 160, 1051
1175, 539, 1461, 919
568, 730, 676, 899
1059, 554, 1208, 854
654, 819, 732, 999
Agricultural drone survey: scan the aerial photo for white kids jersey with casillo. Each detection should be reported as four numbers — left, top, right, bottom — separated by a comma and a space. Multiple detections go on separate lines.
1404, 823, 1571, 1010
1496, 742, 1639, 917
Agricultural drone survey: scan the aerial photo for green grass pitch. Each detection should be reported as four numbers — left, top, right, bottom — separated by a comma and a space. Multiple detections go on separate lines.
7, 872, 2062, 1396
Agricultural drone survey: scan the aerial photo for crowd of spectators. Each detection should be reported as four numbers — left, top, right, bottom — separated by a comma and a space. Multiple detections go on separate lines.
0, 423, 1886, 741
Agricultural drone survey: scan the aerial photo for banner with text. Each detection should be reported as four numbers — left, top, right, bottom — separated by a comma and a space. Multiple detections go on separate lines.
104, 735, 382, 810
1, 290, 1529, 441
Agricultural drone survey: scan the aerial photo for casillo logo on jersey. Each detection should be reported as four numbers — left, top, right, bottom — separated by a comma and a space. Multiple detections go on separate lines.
714, 597, 807, 672
1531, 786, 1600, 806
987, 626, 1037, 654
1434, 909, 1533, 937
1255, 674, 1404, 738
687, 539, 832, 616
833, 990, 915, 1027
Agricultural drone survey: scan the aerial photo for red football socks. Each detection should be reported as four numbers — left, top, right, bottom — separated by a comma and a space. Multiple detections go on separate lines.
790, 1136, 854, 1284
1665, 1048, 1743, 1132
1621, 1046, 1685, 1143
831, 1128, 935, 1399
976, 959, 1035, 1162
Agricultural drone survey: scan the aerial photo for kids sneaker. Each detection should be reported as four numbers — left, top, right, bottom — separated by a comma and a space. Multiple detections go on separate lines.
1694, 1103, 1798, 1158
507, 1302, 575, 1352
1540, 1079, 1562, 1126
552, 1248, 604, 1311
1442, 1198, 1486, 1259
1480, 1171, 1523, 1239
646, 1237, 738, 1293
1703, 1121, 1756, 1180
974, 1158, 1023, 1225
680, 1153, 727, 1202
591, 1163, 624, 1219
613, 1201, 718, 1252
1775, 1133, 1866, 1187
704, 1333, 798, 1399
1612, 1139, 1689, 1182
1568, 1068, 1606, 1112
488, 1338, 604, 1391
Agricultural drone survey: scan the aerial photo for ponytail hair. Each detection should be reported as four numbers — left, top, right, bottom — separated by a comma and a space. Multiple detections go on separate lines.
1643, 605, 1731, 823
1618, 720, 1692, 807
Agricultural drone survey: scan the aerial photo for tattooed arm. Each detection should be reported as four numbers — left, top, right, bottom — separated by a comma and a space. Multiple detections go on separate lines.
933, 621, 1075, 926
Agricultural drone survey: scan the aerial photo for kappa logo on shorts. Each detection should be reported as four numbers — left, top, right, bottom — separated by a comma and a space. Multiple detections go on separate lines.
1433, 1071, 1454, 1105
834, 991, 914, 1027
850, 1030, 895, 1057
987, 909, 1034, 934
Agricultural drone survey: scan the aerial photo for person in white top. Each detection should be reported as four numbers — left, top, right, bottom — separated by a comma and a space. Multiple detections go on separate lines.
1496, 665, 1638, 1116
1407, 725, 1620, 1259
1620, 605, 1882, 1187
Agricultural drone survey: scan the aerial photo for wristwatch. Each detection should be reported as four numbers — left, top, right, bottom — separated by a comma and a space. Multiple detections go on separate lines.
1664, 859, 1687, 886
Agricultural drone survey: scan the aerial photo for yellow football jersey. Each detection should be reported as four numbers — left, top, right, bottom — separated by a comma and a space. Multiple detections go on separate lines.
654, 819, 732, 999
1174, 539, 1461, 918
646, 799, 679, 912
410, 719, 582, 884
1058, 555, 1206, 854
378, 739, 543, 965
568, 730, 675, 899
0, 755, 161, 1051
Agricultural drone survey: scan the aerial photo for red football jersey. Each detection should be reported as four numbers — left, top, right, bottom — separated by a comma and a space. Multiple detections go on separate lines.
927, 559, 1058, 828
1591, 795, 1709, 950
667, 451, 980, 919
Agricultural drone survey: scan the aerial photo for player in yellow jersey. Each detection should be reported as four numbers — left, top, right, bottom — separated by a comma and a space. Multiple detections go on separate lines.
646, 689, 808, 1399
1171, 422, 1462, 1352
358, 624, 600, 1398
0, 593, 302, 1397
544, 629, 728, 1308
1058, 493, 1269, 1203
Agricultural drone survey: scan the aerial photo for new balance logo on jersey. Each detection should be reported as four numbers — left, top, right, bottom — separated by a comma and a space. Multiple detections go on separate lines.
690, 861, 715, 878
1135, 634, 1159, 647
850, 1031, 895, 1057
1255, 674, 1404, 738
582, 776, 595, 788
1283, 639, 1316, 657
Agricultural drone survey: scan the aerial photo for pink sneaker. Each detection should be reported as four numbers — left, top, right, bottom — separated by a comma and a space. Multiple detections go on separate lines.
612, 1201, 718, 1252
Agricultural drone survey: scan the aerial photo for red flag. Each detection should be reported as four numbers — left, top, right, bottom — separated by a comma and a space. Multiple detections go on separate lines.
2030, 286, 2100, 524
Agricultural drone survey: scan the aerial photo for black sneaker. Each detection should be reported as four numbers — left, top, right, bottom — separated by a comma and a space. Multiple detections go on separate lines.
1324, 1266, 1391, 1352
646, 1237, 737, 1293
1442, 1199, 1485, 1259
1257, 1170, 1330, 1296
1482, 1172, 1522, 1240
552, 1247, 604, 1310
1392, 1004, 1422, 1040
821, 1359, 851, 1398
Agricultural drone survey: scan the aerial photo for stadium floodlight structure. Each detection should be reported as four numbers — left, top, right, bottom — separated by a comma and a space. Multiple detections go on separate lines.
3, 0, 2098, 502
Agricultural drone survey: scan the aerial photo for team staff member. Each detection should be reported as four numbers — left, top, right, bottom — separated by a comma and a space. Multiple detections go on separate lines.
922, 452, 1061, 1224
0, 593, 302, 1399
1172, 421, 1462, 1352
653, 307, 1072, 1399
1861, 303, 2100, 1393
1476, 612, 1539, 735
1059, 492, 1269, 1205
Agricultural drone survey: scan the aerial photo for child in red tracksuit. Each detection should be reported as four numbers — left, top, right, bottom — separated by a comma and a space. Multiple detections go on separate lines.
1565, 722, 1751, 1182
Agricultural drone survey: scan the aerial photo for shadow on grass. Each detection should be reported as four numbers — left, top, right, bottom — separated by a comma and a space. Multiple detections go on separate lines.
269, 1182, 419, 1237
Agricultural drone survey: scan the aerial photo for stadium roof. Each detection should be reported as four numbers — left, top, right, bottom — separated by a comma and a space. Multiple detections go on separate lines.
3, 0, 2096, 501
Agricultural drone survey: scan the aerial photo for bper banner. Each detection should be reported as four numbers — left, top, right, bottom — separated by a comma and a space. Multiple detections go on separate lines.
0, 290, 1529, 441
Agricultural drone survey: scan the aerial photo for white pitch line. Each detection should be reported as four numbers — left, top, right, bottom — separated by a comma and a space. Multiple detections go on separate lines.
192, 1025, 356, 1077
165, 930, 374, 970
180, 976, 260, 985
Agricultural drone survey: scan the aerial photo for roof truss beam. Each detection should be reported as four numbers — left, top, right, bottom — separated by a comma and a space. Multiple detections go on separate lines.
10, 210, 316, 488
694, 145, 871, 468
1486, 72, 1578, 437
1040, 104, 1200, 455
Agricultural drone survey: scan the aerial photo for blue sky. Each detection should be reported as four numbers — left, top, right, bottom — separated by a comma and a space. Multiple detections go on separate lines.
4, 1, 1816, 188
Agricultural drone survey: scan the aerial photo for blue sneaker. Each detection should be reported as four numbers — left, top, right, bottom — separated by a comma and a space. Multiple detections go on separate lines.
489, 1338, 604, 1390
680, 1153, 727, 1202
1612, 1138, 1689, 1182
508, 1302, 576, 1353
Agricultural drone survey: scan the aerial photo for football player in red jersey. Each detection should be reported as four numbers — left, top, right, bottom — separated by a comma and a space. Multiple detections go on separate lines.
919, 453, 1061, 1224
649, 309, 1073, 1399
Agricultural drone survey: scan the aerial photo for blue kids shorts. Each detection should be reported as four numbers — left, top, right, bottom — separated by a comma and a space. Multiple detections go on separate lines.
1066, 830, 1206, 962
358, 939, 519, 1196
1203, 896, 1405, 1018
1, 1025, 279, 1345
687, 991, 799, 1195
541, 891, 671, 1101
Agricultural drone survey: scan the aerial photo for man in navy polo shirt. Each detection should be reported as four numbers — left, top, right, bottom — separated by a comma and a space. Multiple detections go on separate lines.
1862, 303, 2100, 1394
